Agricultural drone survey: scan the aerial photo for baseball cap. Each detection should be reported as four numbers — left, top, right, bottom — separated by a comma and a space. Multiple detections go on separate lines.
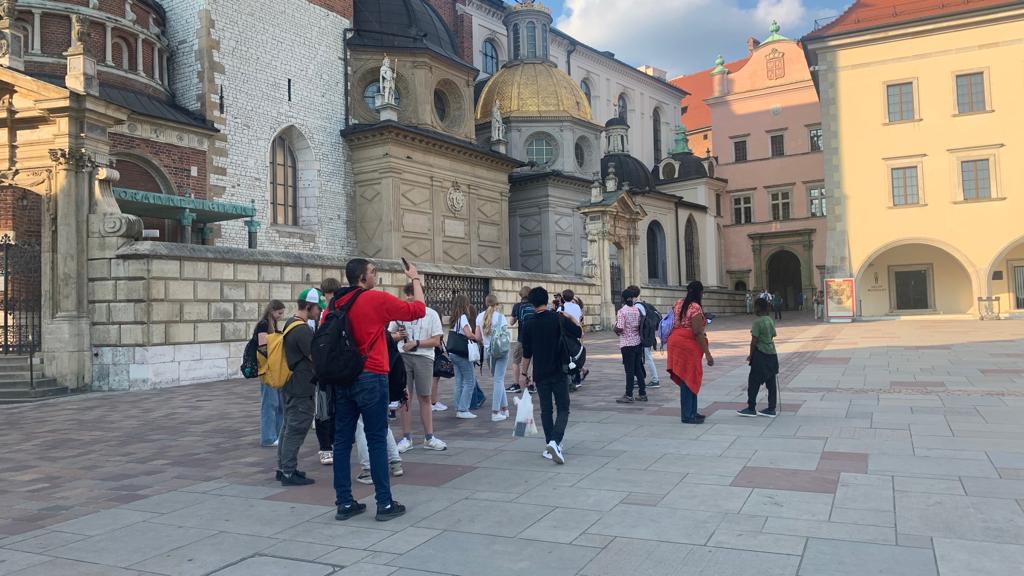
298, 288, 321, 306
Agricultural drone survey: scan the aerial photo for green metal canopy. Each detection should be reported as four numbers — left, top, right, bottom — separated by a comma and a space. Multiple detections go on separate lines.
112, 188, 256, 224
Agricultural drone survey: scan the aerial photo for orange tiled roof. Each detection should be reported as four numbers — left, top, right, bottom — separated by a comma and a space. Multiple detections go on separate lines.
668, 58, 748, 131
805, 0, 1023, 39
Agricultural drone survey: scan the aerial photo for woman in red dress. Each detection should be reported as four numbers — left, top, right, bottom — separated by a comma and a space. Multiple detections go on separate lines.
666, 281, 715, 424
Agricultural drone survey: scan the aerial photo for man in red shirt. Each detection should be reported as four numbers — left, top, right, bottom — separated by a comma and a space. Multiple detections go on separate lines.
332, 258, 425, 522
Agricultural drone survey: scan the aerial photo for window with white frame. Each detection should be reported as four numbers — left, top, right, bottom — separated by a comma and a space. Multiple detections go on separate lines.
769, 189, 791, 221
526, 135, 555, 166
809, 127, 822, 152
733, 194, 752, 224
808, 184, 827, 217
955, 72, 986, 114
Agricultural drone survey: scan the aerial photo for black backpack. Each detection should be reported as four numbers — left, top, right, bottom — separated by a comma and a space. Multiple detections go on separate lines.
240, 334, 259, 378
558, 315, 586, 376
312, 289, 367, 387
640, 303, 661, 348
386, 328, 408, 403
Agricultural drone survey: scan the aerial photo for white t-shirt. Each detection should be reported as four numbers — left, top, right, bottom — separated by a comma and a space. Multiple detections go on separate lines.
388, 307, 443, 360
475, 310, 508, 349
561, 301, 583, 323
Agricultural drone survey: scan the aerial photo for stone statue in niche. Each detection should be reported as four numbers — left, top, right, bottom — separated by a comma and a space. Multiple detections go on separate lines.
124, 0, 137, 23
71, 14, 91, 52
0, 0, 16, 22
379, 54, 396, 106
490, 101, 505, 142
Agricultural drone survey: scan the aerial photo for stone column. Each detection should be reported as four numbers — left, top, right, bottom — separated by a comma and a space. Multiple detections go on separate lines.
179, 209, 195, 244
752, 241, 763, 290
245, 218, 260, 249
32, 11, 42, 54
135, 33, 144, 74
152, 44, 160, 83
104, 24, 113, 65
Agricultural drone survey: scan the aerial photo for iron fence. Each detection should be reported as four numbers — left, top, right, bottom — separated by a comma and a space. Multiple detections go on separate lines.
0, 234, 42, 355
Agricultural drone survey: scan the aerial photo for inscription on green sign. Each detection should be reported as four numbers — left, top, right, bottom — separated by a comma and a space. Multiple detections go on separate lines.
112, 188, 256, 217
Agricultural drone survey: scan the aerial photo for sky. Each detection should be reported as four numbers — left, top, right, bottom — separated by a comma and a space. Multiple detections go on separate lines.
542, 0, 854, 78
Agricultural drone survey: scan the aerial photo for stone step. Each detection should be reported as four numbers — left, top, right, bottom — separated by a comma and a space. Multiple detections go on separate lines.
0, 379, 70, 404
0, 355, 32, 367
0, 371, 34, 382
0, 363, 32, 373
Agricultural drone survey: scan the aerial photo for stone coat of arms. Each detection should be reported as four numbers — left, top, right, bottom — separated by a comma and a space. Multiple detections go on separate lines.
446, 181, 466, 214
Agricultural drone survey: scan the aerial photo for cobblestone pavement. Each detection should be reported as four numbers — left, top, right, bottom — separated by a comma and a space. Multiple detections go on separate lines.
2, 314, 1024, 575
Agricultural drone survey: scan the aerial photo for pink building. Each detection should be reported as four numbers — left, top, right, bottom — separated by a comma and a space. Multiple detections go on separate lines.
707, 22, 826, 308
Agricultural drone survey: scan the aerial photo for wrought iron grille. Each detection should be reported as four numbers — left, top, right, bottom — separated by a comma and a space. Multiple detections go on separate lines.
0, 235, 42, 355
423, 273, 490, 323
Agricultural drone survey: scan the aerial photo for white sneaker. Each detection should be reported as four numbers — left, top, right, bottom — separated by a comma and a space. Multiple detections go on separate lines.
542, 450, 553, 460
456, 411, 477, 419
396, 438, 414, 453
423, 436, 448, 451
432, 402, 448, 412
545, 441, 565, 465
390, 460, 404, 477
491, 413, 508, 422
318, 451, 333, 465
356, 469, 373, 484
388, 401, 401, 410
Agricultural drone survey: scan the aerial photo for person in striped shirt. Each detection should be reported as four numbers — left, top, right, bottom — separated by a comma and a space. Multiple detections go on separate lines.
614, 288, 647, 403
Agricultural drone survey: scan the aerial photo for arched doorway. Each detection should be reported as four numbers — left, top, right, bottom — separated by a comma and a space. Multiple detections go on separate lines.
987, 235, 1024, 314
856, 241, 975, 316
684, 216, 700, 282
734, 280, 748, 292
767, 249, 801, 310
610, 243, 623, 309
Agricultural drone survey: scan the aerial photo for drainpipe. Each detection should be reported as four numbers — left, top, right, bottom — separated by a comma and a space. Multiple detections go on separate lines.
343, 29, 355, 129
566, 40, 576, 75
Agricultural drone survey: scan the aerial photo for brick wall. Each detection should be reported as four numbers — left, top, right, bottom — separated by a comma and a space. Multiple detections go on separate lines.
111, 32, 136, 69
109, 133, 208, 198
0, 189, 42, 242
142, 38, 154, 77
308, 0, 353, 20
40, 13, 71, 56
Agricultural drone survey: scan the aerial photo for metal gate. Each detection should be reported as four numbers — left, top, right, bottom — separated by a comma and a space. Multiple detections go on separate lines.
423, 273, 490, 322
1015, 265, 1024, 310
0, 234, 42, 355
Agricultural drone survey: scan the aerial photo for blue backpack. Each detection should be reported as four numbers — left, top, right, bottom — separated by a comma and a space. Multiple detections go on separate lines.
658, 307, 675, 344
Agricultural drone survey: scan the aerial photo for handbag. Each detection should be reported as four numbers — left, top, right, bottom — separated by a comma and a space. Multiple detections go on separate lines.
433, 339, 455, 379
470, 381, 486, 410
447, 326, 470, 358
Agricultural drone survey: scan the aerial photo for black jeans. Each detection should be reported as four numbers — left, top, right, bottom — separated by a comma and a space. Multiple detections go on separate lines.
316, 416, 334, 451
620, 345, 646, 397
747, 349, 779, 411
535, 375, 570, 445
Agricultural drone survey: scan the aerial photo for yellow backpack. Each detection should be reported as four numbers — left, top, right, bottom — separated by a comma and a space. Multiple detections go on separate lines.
258, 320, 303, 389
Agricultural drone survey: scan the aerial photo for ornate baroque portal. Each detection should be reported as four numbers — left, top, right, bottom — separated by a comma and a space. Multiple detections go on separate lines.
749, 228, 816, 296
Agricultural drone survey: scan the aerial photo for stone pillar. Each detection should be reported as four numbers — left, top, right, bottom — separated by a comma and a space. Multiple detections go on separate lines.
104, 23, 112, 65
752, 241, 763, 290
135, 33, 144, 74
245, 218, 260, 249
32, 11, 42, 54
179, 209, 195, 244
152, 44, 160, 83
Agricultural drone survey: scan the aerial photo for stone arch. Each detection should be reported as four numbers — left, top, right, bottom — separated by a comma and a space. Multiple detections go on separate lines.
268, 124, 318, 230
111, 34, 135, 70
767, 249, 802, 309
110, 152, 183, 242
985, 234, 1024, 312
855, 238, 979, 316
112, 152, 175, 194
684, 214, 700, 282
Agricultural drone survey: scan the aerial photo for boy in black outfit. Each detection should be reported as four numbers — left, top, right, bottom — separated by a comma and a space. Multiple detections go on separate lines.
738, 298, 779, 418
520, 287, 582, 465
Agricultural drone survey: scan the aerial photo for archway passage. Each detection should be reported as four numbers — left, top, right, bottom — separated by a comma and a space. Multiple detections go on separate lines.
735, 280, 748, 292
857, 242, 974, 316
0, 188, 43, 354
988, 236, 1024, 314
767, 249, 801, 310
610, 243, 623, 309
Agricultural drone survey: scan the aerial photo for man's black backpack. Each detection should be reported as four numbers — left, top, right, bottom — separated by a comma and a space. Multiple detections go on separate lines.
386, 327, 408, 403
312, 289, 367, 387
640, 302, 662, 349
558, 315, 586, 376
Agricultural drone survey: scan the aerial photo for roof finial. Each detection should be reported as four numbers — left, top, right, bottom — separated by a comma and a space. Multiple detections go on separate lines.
764, 19, 788, 43
711, 55, 727, 75
670, 124, 691, 155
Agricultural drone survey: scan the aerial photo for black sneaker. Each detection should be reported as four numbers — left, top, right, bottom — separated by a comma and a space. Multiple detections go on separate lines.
275, 469, 307, 481
681, 418, 704, 425
335, 501, 367, 521
736, 408, 758, 417
376, 501, 407, 522
758, 409, 777, 418
506, 384, 523, 393
636, 395, 648, 402
616, 395, 634, 404
696, 414, 706, 423
648, 381, 661, 389
280, 472, 315, 486
527, 384, 536, 393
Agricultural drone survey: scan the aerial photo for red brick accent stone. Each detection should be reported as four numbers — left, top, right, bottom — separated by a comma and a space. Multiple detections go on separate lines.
109, 133, 208, 199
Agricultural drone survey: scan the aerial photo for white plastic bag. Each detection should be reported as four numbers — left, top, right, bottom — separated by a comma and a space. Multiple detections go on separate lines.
513, 392, 538, 437
468, 341, 481, 364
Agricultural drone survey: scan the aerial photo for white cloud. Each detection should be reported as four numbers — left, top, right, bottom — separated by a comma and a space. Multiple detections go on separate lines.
556, 0, 814, 77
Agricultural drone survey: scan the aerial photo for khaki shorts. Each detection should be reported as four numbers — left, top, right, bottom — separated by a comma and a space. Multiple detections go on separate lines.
403, 353, 434, 397
510, 341, 523, 365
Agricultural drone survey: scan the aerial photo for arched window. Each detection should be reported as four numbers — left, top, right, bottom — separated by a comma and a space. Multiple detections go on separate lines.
662, 163, 676, 180
617, 93, 628, 121
653, 109, 662, 161
526, 22, 537, 58
482, 40, 499, 75
580, 79, 591, 106
270, 135, 298, 226
685, 216, 700, 282
512, 24, 521, 59
112, 37, 130, 69
647, 221, 667, 284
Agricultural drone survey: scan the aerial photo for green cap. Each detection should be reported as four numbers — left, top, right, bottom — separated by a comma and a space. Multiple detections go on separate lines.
298, 288, 322, 306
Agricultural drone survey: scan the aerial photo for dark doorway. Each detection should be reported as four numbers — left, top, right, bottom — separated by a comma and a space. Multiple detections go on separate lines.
767, 250, 801, 310
893, 269, 930, 311
610, 244, 623, 309
734, 280, 747, 292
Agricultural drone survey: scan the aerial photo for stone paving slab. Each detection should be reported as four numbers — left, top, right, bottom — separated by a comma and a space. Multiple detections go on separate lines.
3, 316, 1024, 575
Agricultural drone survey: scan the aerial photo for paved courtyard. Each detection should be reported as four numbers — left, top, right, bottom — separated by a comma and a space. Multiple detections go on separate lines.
2, 314, 1024, 575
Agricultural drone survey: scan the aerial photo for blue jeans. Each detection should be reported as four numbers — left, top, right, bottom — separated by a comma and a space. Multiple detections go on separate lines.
489, 353, 509, 412
333, 372, 392, 508
680, 383, 698, 422
260, 384, 283, 445
451, 353, 474, 412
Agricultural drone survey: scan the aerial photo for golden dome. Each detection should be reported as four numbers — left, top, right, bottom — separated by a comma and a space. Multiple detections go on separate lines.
476, 61, 593, 123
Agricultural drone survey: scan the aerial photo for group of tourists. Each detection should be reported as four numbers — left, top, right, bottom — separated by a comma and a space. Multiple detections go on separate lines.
247, 258, 782, 523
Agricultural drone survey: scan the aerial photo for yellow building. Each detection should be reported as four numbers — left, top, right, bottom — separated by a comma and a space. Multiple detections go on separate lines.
805, 0, 1024, 318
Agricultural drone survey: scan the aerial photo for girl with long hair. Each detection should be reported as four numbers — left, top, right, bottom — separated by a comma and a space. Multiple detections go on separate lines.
448, 294, 479, 418
475, 294, 510, 421
257, 299, 286, 446
666, 281, 715, 424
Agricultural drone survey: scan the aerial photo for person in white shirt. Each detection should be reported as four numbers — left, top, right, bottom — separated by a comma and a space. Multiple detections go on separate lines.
475, 294, 510, 422
388, 283, 448, 453
559, 289, 583, 323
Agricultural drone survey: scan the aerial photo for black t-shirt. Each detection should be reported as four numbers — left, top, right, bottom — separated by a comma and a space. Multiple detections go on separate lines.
254, 319, 271, 338
522, 309, 581, 382
282, 317, 315, 396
